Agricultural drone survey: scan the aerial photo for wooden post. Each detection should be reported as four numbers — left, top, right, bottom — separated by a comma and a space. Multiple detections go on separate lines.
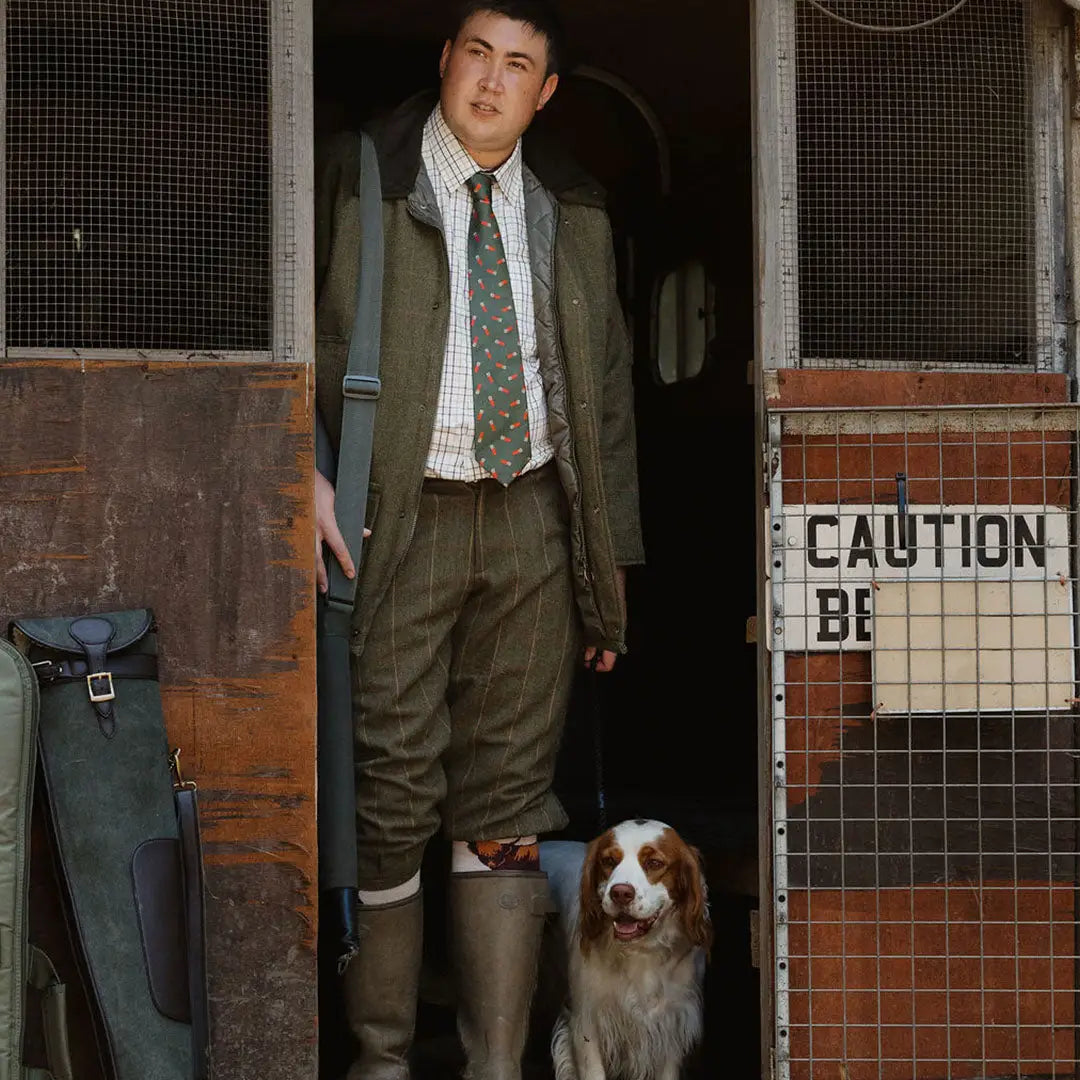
1, 1, 319, 1075
0, 359, 319, 1078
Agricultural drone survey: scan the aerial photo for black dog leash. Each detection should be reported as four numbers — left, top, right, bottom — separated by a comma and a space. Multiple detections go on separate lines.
587, 652, 607, 832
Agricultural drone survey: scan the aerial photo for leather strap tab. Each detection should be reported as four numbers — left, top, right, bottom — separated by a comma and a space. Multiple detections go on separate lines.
67, 616, 117, 737
132, 838, 190, 1023
28, 946, 74, 1080
177, 787, 210, 1080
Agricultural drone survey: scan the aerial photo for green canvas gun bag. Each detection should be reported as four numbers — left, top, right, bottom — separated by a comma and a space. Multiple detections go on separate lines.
0, 636, 73, 1080
8, 609, 209, 1080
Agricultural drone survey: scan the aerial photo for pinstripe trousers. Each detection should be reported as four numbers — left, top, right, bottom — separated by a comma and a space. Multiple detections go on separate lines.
351, 462, 580, 889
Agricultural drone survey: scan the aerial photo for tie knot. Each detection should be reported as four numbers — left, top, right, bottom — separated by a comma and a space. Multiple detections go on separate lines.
468, 171, 494, 207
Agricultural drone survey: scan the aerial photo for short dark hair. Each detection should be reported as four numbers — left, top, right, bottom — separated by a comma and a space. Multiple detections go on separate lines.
451, 1, 567, 77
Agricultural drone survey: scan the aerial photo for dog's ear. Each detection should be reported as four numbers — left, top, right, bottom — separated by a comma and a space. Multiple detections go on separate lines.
578, 835, 609, 954
678, 844, 713, 956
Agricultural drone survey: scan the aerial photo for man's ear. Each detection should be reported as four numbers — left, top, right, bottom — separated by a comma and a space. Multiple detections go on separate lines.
439, 39, 452, 78
536, 72, 559, 112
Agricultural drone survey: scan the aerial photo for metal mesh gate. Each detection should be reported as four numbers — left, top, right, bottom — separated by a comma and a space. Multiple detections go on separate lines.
769, 405, 1080, 1079
3, 0, 273, 354
777, 0, 1044, 368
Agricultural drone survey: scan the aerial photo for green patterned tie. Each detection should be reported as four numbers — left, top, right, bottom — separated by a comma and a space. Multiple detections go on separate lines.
468, 171, 530, 485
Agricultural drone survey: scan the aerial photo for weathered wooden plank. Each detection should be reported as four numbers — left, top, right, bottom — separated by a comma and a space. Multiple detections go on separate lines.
0, 358, 318, 1078
770, 369, 1068, 409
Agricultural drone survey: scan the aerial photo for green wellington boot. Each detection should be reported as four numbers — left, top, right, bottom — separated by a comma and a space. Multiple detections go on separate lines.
449, 872, 552, 1080
343, 891, 423, 1080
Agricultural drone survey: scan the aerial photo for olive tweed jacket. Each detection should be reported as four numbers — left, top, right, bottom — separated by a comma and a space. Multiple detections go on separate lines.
314, 95, 644, 655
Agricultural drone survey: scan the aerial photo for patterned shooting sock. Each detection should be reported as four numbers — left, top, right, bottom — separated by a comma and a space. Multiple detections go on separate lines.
451, 836, 541, 874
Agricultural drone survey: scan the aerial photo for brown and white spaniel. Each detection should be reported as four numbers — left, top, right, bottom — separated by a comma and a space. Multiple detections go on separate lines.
539, 818, 712, 1080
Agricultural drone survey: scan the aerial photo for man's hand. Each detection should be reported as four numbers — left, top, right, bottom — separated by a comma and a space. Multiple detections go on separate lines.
583, 567, 626, 673
316, 470, 367, 594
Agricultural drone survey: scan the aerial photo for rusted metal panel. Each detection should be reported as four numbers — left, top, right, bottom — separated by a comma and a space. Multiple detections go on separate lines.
771, 369, 1068, 409
1, 358, 318, 1078
772, 376, 1077, 1079
787, 887, 1076, 1075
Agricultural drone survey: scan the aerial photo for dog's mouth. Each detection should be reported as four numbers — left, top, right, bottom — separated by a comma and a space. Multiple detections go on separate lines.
612, 912, 658, 942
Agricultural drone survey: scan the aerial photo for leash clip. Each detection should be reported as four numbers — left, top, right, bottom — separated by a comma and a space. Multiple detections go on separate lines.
170, 747, 198, 791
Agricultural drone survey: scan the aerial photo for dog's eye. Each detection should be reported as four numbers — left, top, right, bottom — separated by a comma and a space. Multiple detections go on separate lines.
599, 856, 617, 872
644, 858, 665, 873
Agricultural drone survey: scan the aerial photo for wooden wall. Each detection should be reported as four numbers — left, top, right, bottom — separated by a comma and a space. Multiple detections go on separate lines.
1, 358, 318, 1079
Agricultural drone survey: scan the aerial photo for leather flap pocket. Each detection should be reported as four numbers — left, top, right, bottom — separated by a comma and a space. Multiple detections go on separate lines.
10, 608, 153, 657
132, 838, 191, 1023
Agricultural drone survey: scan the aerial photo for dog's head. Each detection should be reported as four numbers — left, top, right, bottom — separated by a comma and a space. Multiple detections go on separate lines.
578, 818, 712, 955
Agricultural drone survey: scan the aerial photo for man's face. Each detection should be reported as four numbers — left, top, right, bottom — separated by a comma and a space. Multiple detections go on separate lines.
439, 11, 559, 169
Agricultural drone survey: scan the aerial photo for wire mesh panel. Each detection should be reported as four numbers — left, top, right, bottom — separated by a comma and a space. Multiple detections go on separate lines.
3, 0, 272, 354
778, 1, 1039, 368
769, 405, 1080, 1080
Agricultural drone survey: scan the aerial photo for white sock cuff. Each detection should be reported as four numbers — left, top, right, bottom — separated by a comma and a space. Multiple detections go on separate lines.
357, 871, 421, 906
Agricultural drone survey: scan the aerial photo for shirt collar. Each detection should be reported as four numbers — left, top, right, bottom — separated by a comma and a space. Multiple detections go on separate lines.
424, 104, 524, 207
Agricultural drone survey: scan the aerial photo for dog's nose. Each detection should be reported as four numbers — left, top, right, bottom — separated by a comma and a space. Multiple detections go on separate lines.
609, 883, 635, 907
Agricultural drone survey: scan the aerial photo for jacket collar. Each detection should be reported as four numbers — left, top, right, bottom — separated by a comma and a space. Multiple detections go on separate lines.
368, 90, 606, 209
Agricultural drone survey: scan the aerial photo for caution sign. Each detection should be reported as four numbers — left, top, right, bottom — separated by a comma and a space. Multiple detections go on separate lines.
778, 504, 1070, 651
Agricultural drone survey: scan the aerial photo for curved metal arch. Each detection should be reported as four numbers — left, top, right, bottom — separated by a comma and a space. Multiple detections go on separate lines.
568, 64, 672, 197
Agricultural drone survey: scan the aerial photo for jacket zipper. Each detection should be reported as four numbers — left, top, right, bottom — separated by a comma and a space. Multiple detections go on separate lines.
548, 203, 592, 588
399, 191, 451, 563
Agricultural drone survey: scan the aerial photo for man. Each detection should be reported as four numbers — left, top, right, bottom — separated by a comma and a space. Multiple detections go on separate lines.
314, 3, 643, 1076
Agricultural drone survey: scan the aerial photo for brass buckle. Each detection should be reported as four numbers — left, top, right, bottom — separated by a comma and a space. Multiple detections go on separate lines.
169, 747, 198, 791
86, 671, 115, 703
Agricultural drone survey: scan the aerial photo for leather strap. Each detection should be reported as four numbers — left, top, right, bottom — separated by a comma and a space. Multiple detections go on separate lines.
66, 616, 117, 736
28, 945, 74, 1080
31, 653, 159, 685
176, 787, 209, 1080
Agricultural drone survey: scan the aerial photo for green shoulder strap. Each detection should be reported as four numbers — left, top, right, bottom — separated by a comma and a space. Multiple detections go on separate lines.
316, 130, 383, 942
326, 129, 383, 617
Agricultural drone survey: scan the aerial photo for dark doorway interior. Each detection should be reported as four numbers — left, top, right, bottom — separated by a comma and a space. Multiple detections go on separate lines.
313, 2, 758, 1076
